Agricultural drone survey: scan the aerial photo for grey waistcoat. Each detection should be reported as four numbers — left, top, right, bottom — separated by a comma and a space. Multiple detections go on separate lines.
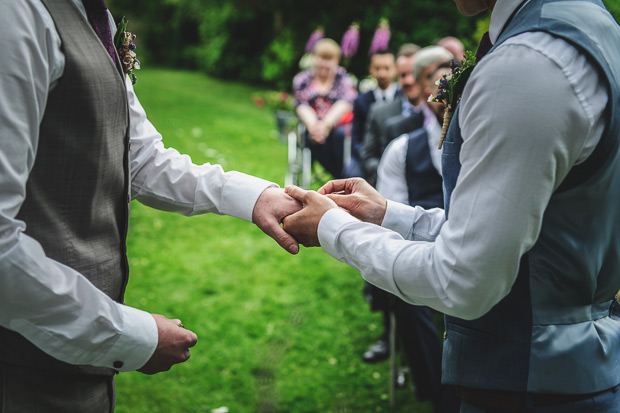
0, 0, 131, 376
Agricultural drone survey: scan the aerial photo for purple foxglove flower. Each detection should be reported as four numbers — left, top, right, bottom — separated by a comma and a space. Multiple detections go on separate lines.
369, 19, 391, 56
305, 28, 324, 53
340, 23, 360, 58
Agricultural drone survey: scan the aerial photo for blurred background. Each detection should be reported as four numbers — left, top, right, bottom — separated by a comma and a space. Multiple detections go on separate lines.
107, 1, 620, 412
110, 0, 618, 90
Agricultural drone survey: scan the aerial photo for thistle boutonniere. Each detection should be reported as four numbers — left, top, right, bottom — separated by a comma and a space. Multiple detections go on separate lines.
113, 17, 140, 85
429, 51, 476, 149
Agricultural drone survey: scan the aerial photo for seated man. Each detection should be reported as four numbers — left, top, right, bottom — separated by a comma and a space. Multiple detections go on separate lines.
376, 62, 451, 206
349, 49, 399, 178
361, 46, 452, 186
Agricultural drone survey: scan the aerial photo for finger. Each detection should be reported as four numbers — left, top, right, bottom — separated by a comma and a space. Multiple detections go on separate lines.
186, 330, 198, 347
325, 193, 349, 207
184, 349, 191, 361
284, 185, 309, 204
172, 319, 183, 327
265, 219, 300, 254
318, 179, 350, 195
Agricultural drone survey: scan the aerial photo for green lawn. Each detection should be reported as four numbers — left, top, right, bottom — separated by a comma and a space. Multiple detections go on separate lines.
115, 68, 433, 413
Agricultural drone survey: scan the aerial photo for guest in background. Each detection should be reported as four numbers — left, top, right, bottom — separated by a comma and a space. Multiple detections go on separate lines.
436, 36, 465, 61
398, 43, 421, 58
361, 46, 452, 186
293, 38, 358, 179
350, 49, 399, 178
376, 48, 454, 203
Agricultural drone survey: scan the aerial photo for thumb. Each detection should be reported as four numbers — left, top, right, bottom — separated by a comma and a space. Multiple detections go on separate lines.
325, 193, 352, 210
284, 185, 309, 204
264, 220, 300, 255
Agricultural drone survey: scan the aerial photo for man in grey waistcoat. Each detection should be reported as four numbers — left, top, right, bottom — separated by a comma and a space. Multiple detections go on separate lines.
283, 0, 620, 411
0, 0, 301, 410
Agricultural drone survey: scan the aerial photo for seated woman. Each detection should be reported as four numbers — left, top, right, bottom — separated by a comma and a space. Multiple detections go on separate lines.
293, 38, 358, 179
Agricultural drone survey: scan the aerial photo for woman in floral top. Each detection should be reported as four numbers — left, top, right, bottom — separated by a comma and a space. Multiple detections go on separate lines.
293, 38, 358, 179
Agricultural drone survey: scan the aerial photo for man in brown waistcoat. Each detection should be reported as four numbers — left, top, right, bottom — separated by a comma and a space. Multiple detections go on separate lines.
0, 0, 301, 410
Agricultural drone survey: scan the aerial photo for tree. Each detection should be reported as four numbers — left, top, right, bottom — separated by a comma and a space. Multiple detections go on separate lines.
110, 0, 619, 89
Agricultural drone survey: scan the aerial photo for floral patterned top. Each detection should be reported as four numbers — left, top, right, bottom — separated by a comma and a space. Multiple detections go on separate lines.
293, 67, 358, 119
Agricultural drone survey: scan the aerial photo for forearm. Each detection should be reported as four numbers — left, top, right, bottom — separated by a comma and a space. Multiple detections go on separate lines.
127, 81, 273, 221
0, 234, 157, 370
322, 100, 352, 128
296, 104, 318, 128
317, 208, 518, 319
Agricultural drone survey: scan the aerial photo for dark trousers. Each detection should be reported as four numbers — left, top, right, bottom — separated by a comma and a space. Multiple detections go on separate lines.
0, 363, 114, 412
365, 283, 450, 408
393, 298, 442, 402
306, 126, 347, 179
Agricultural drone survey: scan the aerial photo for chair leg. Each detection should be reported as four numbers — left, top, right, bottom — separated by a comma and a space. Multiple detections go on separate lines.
285, 130, 298, 187
302, 148, 312, 189
389, 310, 398, 408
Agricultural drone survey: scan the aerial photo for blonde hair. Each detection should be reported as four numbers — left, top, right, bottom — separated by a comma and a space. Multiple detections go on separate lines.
313, 38, 341, 61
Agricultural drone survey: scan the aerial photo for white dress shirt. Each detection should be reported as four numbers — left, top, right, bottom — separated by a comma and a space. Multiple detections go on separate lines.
376, 118, 442, 204
373, 83, 398, 103
317, 0, 608, 320
0, 0, 272, 371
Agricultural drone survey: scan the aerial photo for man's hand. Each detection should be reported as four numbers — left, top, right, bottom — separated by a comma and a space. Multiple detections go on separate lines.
138, 314, 198, 375
318, 178, 387, 226
253, 187, 303, 254
282, 185, 338, 247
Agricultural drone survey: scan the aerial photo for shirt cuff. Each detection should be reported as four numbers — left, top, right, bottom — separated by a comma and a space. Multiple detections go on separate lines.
381, 200, 416, 239
220, 172, 277, 222
94, 305, 158, 372
318, 208, 359, 259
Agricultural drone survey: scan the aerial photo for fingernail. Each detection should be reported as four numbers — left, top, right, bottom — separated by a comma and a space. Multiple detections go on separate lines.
289, 244, 299, 254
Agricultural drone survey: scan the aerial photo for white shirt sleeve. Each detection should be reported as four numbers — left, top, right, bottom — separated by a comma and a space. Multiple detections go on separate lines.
125, 80, 274, 222
426, 119, 443, 176
0, 0, 157, 372
376, 134, 409, 204
318, 32, 607, 320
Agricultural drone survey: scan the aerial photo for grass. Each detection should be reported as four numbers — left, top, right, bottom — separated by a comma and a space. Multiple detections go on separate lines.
115, 67, 433, 413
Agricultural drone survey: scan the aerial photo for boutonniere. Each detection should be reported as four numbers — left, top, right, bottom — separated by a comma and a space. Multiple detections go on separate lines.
429, 51, 476, 149
113, 16, 141, 85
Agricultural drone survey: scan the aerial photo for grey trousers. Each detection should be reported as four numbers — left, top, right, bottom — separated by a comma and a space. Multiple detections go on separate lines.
0, 363, 114, 412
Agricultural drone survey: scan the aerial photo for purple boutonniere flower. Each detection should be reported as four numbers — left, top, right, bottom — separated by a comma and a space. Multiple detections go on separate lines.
429, 51, 476, 149
113, 16, 141, 85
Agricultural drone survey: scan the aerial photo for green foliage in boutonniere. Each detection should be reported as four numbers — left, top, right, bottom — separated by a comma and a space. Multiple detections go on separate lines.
429, 51, 476, 149
113, 16, 140, 85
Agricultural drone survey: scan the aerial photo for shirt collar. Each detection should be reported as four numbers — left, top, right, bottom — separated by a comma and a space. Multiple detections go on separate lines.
373, 82, 398, 103
489, 0, 530, 44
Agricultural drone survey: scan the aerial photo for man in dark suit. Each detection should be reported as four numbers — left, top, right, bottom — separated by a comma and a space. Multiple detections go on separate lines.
349, 49, 399, 178
360, 51, 424, 186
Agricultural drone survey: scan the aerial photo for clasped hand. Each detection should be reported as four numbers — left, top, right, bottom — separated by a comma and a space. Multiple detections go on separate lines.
281, 177, 388, 247
140, 179, 386, 374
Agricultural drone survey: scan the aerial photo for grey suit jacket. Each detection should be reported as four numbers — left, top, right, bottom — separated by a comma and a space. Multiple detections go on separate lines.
360, 98, 424, 185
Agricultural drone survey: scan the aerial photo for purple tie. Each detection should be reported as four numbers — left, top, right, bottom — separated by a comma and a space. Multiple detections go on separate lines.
82, 0, 117, 64
475, 31, 493, 63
